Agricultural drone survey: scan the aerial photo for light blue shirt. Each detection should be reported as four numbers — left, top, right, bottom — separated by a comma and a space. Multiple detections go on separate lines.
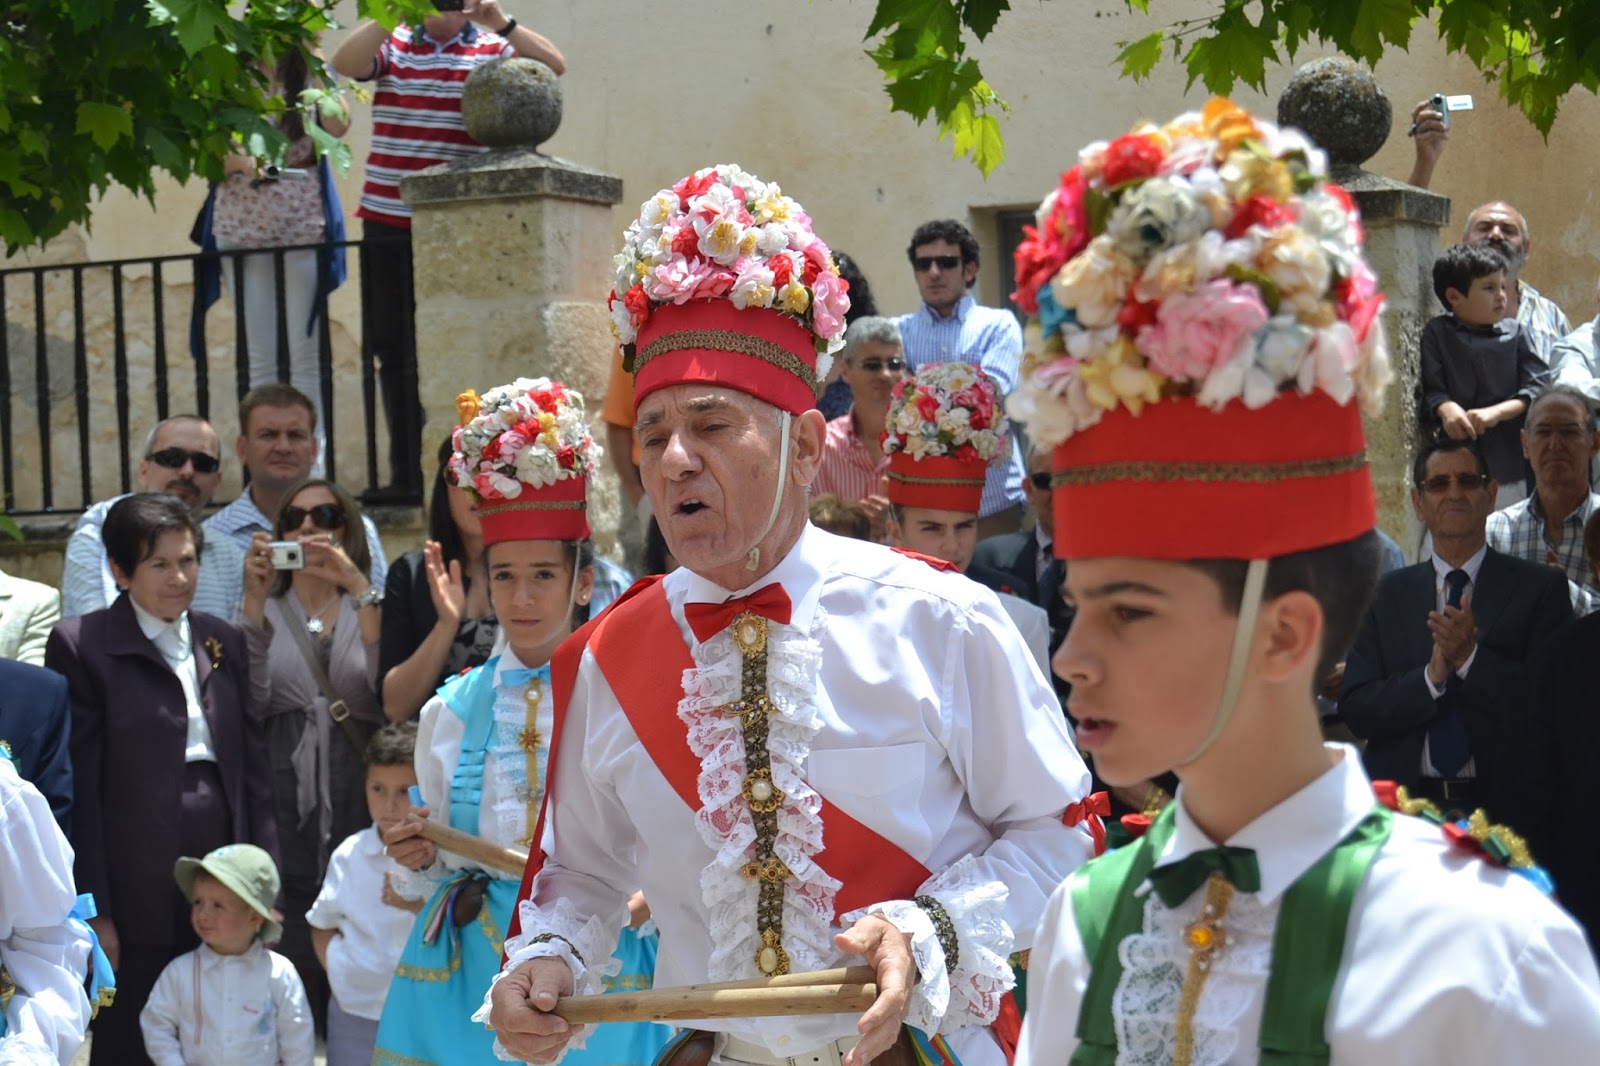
896, 294, 1027, 516
203, 490, 388, 590
62, 494, 246, 621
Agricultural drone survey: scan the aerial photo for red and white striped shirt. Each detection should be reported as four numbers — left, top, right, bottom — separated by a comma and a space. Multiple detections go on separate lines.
356, 24, 514, 228
813, 413, 889, 503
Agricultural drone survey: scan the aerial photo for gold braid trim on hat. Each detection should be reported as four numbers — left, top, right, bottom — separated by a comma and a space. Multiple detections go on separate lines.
1051, 450, 1367, 487
885, 471, 988, 487
476, 499, 588, 516
636, 328, 819, 391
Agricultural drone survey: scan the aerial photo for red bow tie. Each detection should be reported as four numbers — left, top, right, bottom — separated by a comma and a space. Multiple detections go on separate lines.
684, 583, 793, 643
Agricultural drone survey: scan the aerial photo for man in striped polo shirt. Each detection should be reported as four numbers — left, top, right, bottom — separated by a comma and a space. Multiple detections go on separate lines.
330, 4, 564, 496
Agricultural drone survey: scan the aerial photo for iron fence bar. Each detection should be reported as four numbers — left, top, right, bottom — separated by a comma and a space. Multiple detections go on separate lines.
112, 264, 132, 494
0, 274, 12, 508
192, 257, 210, 420
316, 261, 336, 484
273, 247, 291, 385
32, 271, 50, 511
359, 240, 379, 492
72, 267, 91, 508
152, 260, 170, 423
0, 239, 366, 280
232, 248, 251, 403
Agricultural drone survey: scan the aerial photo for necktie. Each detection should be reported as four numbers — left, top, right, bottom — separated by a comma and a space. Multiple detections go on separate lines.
1148, 845, 1262, 908
1427, 569, 1472, 776
153, 617, 192, 663
683, 583, 793, 643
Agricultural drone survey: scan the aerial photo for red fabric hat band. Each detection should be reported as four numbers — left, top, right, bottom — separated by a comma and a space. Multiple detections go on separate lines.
885, 453, 988, 513
1052, 392, 1375, 561
633, 300, 821, 416
476, 476, 591, 547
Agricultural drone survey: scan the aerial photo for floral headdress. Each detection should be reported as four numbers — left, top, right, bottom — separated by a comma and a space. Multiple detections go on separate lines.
607, 164, 851, 416
1010, 98, 1391, 561
449, 378, 600, 545
882, 362, 1007, 513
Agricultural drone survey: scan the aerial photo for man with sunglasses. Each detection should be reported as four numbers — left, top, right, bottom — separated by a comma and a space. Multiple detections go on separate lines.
1339, 437, 1571, 822
811, 316, 906, 540
896, 220, 1027, 539
62, 415, 247, 619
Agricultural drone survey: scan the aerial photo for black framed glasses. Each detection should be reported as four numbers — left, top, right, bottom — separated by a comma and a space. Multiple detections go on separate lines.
857, 357, 907, 373
146, 447, 220, 474
282, 503, 346, 530
1030, 471, 1054, 491
913, 255, 962, 273
1421, 473, 1490, 494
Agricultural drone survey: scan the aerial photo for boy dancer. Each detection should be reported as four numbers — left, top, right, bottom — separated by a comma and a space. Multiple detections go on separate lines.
1010, 99, 1600, 1064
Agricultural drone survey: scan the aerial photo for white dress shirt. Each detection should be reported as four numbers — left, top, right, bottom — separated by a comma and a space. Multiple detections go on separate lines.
306, 826, 416, 1020
140, 942, 314, 1066
1017, 744, 1600, 1066
1421, 547, 1484, 778
489, 525, 1093, 1063
130, 601, 216, 763
0, 759, 91, 1066
996, 591, 1050, 676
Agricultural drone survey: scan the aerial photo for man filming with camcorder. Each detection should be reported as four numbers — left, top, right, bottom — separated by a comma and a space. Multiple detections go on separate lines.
329, 2, 565, 500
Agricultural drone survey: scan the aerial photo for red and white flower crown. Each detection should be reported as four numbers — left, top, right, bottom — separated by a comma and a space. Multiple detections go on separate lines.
1009, 98, 1392, 560
450, 378, 599, 545
607, 164, 851, 416
882, 362, 1007, 514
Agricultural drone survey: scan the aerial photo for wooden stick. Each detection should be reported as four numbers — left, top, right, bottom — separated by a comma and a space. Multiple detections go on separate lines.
415, 821, 529, 878
553, 967, 878, 1025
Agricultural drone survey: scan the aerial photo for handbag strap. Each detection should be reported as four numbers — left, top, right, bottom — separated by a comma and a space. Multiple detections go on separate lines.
280, 597, 368, 754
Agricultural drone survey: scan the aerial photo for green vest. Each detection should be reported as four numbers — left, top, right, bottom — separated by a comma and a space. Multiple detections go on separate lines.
1068, 804, 1392, 1066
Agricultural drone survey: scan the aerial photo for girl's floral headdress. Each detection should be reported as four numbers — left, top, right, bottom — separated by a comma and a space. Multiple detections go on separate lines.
1009, 99, 1392, 562
882, 362, 1007, 513
607, 164, 851, 416
449, 378, 600, 545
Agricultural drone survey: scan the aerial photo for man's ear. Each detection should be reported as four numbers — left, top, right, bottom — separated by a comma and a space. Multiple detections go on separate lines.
1256, 589, 1323, 686
235, 434, 248, 467
789, 409, 826, 487
1410, 486, 1425, 521
1443, 286, 1464, 311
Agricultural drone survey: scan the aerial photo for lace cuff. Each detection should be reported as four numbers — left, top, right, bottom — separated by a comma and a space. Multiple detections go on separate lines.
0, 1036, 63, 1066
844, 857, 1015, 1035
388, 860, 445, 902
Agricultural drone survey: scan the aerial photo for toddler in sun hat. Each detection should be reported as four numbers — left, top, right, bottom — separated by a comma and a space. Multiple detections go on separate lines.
1008, 97, 1600, 1066
141, 844, 313, 1066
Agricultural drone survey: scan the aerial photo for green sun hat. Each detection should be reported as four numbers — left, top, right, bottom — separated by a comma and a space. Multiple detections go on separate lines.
174, 844, 281, 943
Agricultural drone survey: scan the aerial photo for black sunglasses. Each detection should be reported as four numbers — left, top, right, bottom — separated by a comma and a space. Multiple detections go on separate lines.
913, 255, 963, 273
1421, 473, 1489, 494
857, 357, 907, 373
1030, 471, 1053, 491
146, 447, 221, 474
282, 503, 346, 530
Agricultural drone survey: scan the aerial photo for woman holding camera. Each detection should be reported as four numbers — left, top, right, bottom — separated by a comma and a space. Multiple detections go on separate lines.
239, 476, 385, 1031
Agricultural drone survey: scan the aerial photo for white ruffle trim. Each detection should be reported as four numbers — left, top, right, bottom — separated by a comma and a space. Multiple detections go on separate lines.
680, 608, 840, 981
1111, 885, 1275, 1066
388, 859, 445, 901
0, 1036, 63, 1066
477, 897, 621, 1059
845, 855, 1015, 1035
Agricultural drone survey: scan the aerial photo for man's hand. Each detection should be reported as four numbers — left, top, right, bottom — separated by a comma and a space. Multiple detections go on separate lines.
488, 957, 580, 1063
1438, 403, 1476, 440
835, 914, 916, 1066
463, 0, 507, 29
1428, 593, 1477, 672
88, 915, 119, 972
1408, 99, 1449, 189
860, 494, 890, 542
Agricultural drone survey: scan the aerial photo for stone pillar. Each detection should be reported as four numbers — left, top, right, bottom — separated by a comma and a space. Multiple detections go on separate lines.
1279, 58, 1450, 559
400, 59, 626, 557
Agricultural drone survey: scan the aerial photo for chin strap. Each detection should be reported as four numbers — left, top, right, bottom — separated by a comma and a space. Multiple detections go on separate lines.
1179, 558, 1269, 767
745, 414, 793, 572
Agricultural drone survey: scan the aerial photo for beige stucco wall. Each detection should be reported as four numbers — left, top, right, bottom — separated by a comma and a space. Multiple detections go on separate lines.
5, 0, 1597, 526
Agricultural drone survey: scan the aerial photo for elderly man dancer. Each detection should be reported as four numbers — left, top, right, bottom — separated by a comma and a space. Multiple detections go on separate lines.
482, 166, 1096, 1066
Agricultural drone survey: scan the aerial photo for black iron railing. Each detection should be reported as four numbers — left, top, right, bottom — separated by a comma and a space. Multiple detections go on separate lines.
0, 239, 423, 516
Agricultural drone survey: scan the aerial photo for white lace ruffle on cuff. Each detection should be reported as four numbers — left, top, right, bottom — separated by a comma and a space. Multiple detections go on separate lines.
0, 1036, 62, 1066
845, 856, 1015, 1036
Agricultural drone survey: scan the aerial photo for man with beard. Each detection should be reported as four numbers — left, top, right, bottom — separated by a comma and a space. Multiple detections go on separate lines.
62, 415, 246, 618
1463, 201, 1571, 359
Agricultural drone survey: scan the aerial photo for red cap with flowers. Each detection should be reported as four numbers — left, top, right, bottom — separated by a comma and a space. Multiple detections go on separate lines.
607, 164, 851, 416
1009, 98, 1392, 561
449, 378, 600, 546
882, 362, 1008, 514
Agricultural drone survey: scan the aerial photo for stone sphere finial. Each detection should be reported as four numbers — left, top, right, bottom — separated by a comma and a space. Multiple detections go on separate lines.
1276, 57, 1392, 174
461, 58, 562, 150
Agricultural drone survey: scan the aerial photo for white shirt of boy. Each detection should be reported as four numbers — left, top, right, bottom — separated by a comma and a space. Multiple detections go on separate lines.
0, 758, 91, 1066
306, 825, 416, 1020
1017, 743, 1600, 1065
140, 940, 314, 1066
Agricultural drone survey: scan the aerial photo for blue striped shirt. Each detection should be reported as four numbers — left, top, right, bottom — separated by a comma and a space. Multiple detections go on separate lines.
895, 295, 1026, 516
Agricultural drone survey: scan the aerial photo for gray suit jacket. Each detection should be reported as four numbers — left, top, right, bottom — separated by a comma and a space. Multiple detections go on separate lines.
0, 568, 61, 666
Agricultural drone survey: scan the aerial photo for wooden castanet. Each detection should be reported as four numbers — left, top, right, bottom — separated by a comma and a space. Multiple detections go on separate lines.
553, 966, 879, 1024
415, 820, 530, 877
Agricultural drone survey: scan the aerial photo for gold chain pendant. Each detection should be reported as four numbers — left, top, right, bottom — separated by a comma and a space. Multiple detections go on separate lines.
1172, 874, 1235, 1066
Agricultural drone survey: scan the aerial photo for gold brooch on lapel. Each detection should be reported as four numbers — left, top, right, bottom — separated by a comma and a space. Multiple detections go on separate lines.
203, 637, 224, 669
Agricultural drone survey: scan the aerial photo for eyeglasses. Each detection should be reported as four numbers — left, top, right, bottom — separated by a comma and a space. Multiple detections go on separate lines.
1029, 471, 1054, 491
282, 503, 346, 530
146, 447, 221, 474
857, 357, 907, 373
1529, 424, 1590, 441
1421, 473, 1490, 494
913, 255, 962, 273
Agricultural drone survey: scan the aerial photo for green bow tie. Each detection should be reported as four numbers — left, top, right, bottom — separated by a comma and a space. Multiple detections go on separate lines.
1148, 846, 1262, 907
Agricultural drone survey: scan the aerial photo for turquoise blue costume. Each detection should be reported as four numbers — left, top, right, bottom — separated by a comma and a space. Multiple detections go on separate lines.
373, 653, 669, 1066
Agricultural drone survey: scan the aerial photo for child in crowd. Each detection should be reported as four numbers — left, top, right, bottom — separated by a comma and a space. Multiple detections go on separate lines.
307, 722, 423, 1066
140, 844, 313, 1066
1420, 241, 1549, 506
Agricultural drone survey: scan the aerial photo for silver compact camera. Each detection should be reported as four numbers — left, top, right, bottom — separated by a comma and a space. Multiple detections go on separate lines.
1428, 93, 1474, 130
268, 540, 305, 570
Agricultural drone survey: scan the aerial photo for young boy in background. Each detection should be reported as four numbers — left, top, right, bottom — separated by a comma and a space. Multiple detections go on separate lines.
307, 722, 422, 1066
1420, 242, 1550, 507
